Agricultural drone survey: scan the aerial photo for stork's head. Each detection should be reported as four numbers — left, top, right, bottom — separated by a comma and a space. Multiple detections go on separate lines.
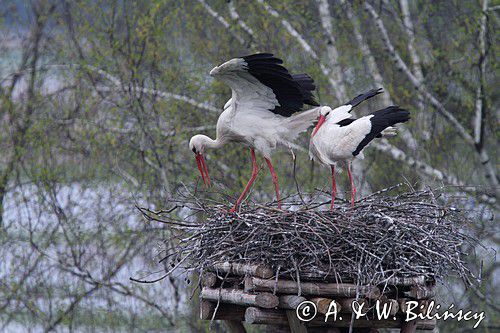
312, 106, 332, 137
189, 135, 211, 187
210, 58, 246, 77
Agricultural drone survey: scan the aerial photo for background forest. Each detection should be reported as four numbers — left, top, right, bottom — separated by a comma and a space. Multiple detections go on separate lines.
0, 0, 498, 332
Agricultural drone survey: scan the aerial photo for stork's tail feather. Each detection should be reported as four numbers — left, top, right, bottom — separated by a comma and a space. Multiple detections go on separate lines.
372, 106, 411, 126
352, 106, 410, 156
345, 88, 383, 108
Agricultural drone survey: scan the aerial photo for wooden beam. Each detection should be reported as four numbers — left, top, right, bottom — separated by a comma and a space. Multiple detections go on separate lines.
199, 300, 246, 320
404, 285, 435, 299
245, 277, 380, 299
385, 276, 426, 286
211, 262, 273, 278
245, 307, 287, 325
310, 298, 341, 315
379, 298, 399, 316
337, 298, 367, 313
244, 307, 435, 330
201, 287, 279, 308
224, 320, 247, 333
279, 295, 307, 309
286, 310, 308, 333
201, 272, 218, 287
400, 319, 417, 333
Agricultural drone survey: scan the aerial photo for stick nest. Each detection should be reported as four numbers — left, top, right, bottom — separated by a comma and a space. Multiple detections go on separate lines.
139, 186, 479, 286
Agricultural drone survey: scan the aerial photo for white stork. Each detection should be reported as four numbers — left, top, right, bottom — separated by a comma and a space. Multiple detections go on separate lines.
189, 53, 327, 212
309, 89, 410, 209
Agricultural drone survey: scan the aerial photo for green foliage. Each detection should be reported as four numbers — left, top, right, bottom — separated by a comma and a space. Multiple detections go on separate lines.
0, 0, 497, 332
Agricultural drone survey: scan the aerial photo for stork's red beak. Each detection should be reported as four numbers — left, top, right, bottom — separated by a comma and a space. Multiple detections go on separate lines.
195, 154, 211, 187
312, 115, 326, 137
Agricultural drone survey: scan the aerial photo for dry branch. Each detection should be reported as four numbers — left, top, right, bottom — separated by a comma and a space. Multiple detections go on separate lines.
140, 187, 478, 289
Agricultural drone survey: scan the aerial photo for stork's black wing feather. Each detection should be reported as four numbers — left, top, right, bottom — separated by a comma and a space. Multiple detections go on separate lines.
336, 118, 356, 127
352, 106, 410, 156
292, 74, 320, 107
242, 53, 319, 117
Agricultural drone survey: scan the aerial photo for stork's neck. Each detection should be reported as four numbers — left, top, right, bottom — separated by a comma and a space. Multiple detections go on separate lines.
201, 135, 225, 150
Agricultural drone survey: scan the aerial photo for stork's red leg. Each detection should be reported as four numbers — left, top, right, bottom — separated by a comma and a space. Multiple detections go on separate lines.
229, 149, 259, 213
265, 158, 281, 209
330, 165, 337, 210
346, 162, 356, 207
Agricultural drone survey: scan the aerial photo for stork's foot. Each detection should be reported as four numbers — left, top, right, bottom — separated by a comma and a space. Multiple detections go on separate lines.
228, 206, 238, 214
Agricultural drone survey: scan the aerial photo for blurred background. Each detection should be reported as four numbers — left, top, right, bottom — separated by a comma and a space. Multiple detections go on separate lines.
0, 0, 498, 332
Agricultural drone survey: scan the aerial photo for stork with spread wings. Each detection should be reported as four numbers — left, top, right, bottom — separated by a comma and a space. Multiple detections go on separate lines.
189, 53, 327, 212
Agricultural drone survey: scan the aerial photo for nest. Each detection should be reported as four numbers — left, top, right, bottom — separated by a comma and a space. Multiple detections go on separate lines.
138, 186, 478, 287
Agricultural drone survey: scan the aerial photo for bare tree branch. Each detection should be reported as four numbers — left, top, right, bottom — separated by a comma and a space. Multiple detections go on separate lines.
399, 0, 429, 137
371, 139, 495, 204
474, 0, 489, 149
196, 0, 246, 45
339, 0, 418, 151
255, 0, 342, 94
227, 0, 256, 46
315, 0, 347, 101
365, 2, 498, 194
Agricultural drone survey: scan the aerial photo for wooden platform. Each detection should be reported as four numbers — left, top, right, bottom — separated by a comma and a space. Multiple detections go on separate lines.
199, 262, 436, 333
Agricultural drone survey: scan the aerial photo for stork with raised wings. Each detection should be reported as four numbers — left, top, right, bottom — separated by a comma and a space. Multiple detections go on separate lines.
309, 89, 410, 209
189, 53, 327, 212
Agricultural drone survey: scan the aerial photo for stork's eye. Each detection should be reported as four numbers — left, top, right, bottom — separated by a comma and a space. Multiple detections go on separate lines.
192, 147, 197, 154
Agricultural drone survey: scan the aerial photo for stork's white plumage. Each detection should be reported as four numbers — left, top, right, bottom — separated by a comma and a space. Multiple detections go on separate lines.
189, 53, 327, 212
309, 89, 410, 209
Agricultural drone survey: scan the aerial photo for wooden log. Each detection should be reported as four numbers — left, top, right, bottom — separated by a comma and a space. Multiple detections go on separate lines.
201, 272, 218, 287
211, 262, 273, 279
308, 316, 435, 329
201, 287, 279, 308
261, 325, 292, 333
413, 319, 436, 330
245, 308, 435, 330
245, 277, 380, 299
399, 299, 431, 315
199, 300, 246, 320
418, 300, 430, 314
337, 298, 367, 313
286, 309, 308, 333
399, 298, 410, 314
400, 319, 417, 333
200, 300, 215, 320
385, 276, 426, 286
279, 295, 307, 309
245, 307, 288, 325
224, 321, 247, 333
308, 328, 341, 333
377, 298, 399, 316
404, 285, 435, 299
310, 298, 341, 315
